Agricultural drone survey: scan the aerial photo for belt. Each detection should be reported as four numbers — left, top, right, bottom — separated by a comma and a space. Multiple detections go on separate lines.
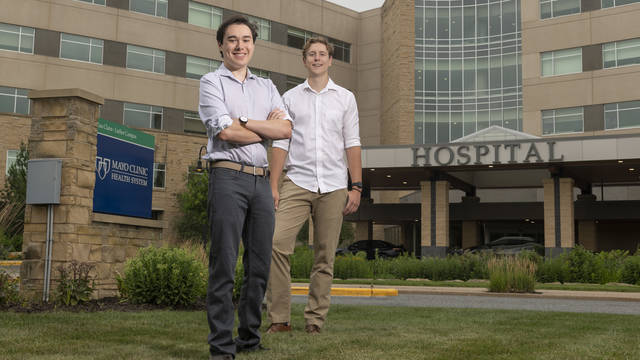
210, 160, 268, 177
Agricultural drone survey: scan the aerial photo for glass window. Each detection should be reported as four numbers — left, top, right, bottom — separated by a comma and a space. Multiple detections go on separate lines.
287, 27, 313, 49
604, 100, 640, 129
188, 1, 222, 30
286, 76, 305, 91
541, 48, 582, 76
329, 38, 351, 63
602, 38, 640, 68
130, 0, 167, 18
74, 0, 106, 5
60, 33, 103, 64
247, 15, 271, 42
153, 163, 166, 189
127, 45, 165, 74
249, 67, 270, 79
123, 102, 162, 130
602, 0, 640, 8
186, 55, 221, 80
6, 150, 18, 175
542, 106, 583, 135
0, 23, 34, 54
540, 0, 581, 19
184, 111, 205, 134
0, 86, 29, 115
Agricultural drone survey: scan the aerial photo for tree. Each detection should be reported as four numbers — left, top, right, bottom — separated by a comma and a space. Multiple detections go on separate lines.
175, 171, 209, 244
0, 142, 28, 237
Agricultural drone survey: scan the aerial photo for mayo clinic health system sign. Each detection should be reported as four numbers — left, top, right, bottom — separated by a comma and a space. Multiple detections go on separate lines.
93, 118, 154, 218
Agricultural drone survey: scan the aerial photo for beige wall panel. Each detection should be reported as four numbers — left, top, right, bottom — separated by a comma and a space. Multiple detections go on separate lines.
198, 0, 233, 10
520, 0, 538, 24
175, 26, 219, 59
357, 42, 382, 67
49, 1, 117, 40
232, 0, 281, 21
522, 78, 592, 112
355, 89, 381, 112
522, 110, 542, 136
522, 17, 590, 54
591, 4, 640, 44
329, 64, 356, 90
173, 82, 199, 111
592, 69, 640, 105
252, 44, 299, 73
521, 53, 539, 81
0, 55, 47, 90
43, 62, 115, 98
358, 9, 382, 45
116, 14, 178, 51
280, 0, 323, 33
357, 68, 381, 92
321, 9, 358, 44
113, 72, 176, 107
0, 0, 51, 29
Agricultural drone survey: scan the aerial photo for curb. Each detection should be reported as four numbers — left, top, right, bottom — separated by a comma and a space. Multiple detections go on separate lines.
292, 286, 398, 297
0, 260, 22, 266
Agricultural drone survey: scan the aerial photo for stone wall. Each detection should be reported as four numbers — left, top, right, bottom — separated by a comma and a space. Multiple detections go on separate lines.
381, 0, 415, 145
20, 89, 165, 300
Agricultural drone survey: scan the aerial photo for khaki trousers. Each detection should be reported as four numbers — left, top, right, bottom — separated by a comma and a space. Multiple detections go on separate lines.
266, 176, 347, 328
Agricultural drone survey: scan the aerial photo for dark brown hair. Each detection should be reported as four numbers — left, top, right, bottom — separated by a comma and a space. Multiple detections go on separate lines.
216, 15, 258, 56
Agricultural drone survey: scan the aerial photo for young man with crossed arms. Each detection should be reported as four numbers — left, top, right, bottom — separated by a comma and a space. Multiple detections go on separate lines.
266, 37, 362, 334
199, 15, 291, 359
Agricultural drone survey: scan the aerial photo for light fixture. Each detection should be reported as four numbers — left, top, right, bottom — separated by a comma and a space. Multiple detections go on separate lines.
194, 146, 207, 173
618, 160, 624, 164
488, 165, 494, 168
370, 168, 376, 171
402, 181, 408, 185
525, 218, 530, 222
386, 174, 391, 178
630, 168, 636, 172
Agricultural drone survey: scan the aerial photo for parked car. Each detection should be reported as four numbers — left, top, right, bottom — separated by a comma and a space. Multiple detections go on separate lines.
338, 240, 405, 259
469, 236, 544, 256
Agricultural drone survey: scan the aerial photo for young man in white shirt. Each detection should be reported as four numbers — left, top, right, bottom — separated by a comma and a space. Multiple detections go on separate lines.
266, 37, 362, 334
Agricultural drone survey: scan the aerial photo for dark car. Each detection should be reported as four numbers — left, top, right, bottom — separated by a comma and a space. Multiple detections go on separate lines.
342, 240, 405, 259
469, 236, 544, 256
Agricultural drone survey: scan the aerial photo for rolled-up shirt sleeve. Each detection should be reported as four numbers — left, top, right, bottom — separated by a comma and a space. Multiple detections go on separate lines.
271, 83, 292, 151
199, 74, 232, 137
343, 92, 361, 149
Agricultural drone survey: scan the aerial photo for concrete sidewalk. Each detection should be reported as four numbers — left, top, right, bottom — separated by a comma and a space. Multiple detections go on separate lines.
291, 282, 640, 302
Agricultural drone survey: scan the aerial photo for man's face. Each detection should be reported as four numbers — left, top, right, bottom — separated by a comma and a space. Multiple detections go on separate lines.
218, 23, 254, 71
303, 42, 332, 76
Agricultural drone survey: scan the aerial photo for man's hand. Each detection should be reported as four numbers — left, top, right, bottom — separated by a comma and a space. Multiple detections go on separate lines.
343, 190, 361, 215
267, 108, 286, 121
272, 185, 280, 210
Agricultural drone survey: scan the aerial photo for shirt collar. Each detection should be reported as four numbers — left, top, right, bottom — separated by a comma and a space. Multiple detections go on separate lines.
303, 78, 338, 94
218, 63, 257, 83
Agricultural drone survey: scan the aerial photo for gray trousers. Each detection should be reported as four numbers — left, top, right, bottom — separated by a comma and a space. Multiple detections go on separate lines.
207, 167, 274, 357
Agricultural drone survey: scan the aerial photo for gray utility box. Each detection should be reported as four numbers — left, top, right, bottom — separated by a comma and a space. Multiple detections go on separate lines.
26, 159, 62, 205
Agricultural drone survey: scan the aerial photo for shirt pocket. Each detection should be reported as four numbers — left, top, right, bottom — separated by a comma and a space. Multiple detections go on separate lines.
323, 105, 343, 136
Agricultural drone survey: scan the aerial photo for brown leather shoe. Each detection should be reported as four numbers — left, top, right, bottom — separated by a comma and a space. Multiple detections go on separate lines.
266, 322, 291, 333
304, 324, 321, 334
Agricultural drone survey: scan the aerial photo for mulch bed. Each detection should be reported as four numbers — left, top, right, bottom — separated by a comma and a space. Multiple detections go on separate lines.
1, 297, 207, 313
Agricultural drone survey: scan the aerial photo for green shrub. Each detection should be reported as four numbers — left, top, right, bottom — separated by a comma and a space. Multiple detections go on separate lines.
488, 256, 536, 293
55, 261, 95, 306
0, 270, 21, 307
334, 253, 372, 279
536, 256, 569, 283
621, 255, 640, 285
175, 172, 209, 242
117, 246, 207, 306
592, 249, 628, 284
290, 246, 313, 279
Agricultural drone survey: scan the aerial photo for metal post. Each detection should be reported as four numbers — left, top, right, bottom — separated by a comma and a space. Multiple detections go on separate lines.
43, 204, 54, 302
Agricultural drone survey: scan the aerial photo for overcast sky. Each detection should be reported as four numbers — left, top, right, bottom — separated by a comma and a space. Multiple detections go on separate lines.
325, 0, 385, 12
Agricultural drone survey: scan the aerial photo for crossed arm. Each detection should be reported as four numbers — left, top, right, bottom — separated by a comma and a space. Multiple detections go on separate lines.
217, 109, 292, 144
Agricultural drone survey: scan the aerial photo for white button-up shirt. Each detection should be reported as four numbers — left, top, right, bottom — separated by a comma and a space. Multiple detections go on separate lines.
273, 78, 360, 193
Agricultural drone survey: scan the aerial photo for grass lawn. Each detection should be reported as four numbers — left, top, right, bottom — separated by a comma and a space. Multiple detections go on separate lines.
1, 304, 639, 359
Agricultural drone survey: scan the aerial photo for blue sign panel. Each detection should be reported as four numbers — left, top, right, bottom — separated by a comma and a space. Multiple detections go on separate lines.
93, 119, 154, 218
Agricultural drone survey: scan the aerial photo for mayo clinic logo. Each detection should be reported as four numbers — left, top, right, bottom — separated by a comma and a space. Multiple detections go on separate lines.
96, 156, 111, 181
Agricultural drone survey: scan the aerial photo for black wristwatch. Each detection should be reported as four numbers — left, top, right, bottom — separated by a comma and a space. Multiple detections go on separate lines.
239, 116, 248, 125
351, 181, 363, 189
